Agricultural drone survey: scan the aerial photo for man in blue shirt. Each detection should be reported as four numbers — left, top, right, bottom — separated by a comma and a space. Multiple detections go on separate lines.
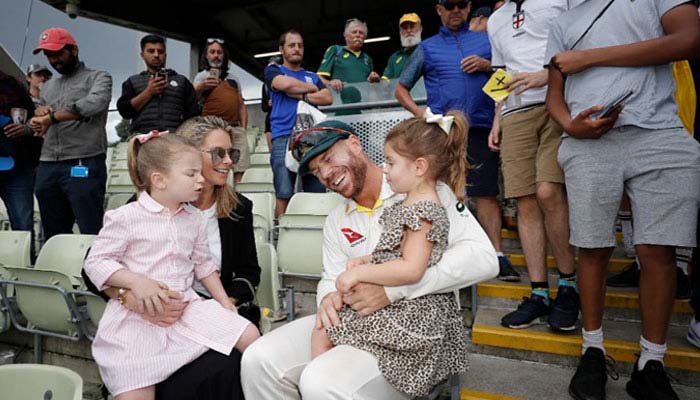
396, 0, 518, 281
264, 29, 332, 217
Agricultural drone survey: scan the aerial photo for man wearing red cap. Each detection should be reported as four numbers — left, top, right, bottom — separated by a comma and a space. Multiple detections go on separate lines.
28, 27, 112, 241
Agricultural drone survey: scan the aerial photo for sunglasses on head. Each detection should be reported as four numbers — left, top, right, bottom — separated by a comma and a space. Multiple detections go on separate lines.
202, 147, 239, 166
207, 38, 225, 45
442, 1, 469, 11
291, 127, 353, 162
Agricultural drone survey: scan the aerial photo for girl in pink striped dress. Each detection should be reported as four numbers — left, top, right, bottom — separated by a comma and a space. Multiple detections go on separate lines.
84, 132, 260, 399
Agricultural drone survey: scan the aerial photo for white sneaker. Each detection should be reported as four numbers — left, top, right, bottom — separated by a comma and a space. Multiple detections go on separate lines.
688, 317, 700, 349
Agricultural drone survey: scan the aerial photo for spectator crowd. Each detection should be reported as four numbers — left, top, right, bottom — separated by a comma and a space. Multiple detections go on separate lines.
1, 1, 700, 400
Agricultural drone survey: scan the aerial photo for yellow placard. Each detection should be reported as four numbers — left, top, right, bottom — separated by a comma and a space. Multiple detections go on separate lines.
482, 68, 512, 102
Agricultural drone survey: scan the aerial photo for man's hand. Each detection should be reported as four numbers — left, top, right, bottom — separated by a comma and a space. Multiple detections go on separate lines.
200, 76, 221, 91
488, 125, 502, 151
3, 123, 27, 138
147, 76, 168, 96
34, 106, 52, 117
460, 55, 491, 73
329, 79, 344, 92
564, 105, 622, 139
315, 292, 343, 329
124, 289, 188, 327
367, 71, 381, 83
342, 282, 389, 316
29, 115, 50, 137
550, 50, 590, 75
504, 70, 548, 95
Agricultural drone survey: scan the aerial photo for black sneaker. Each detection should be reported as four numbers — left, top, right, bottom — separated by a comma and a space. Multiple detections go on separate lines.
626, 360, 679, 400
675, 267, 690, 300
569, 347, 617, 400
606, 261, 639, 287
549, 285, 580, 332
497, 255, 521, 282
500, 295, 550, 329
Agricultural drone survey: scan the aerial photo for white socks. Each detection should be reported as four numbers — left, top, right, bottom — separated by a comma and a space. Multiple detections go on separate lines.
582, 327, 605, 354
638, 336, 666, 369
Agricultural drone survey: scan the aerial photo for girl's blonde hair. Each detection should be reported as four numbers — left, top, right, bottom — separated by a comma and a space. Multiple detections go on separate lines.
127, 134, 198, 193
175, 116, 240, 218
385, 111, 469, 201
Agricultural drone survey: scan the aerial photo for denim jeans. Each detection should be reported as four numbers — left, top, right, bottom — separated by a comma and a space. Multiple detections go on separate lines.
0, 163, 36, 258
35, 154, 107, 241
270, 136, 325, 200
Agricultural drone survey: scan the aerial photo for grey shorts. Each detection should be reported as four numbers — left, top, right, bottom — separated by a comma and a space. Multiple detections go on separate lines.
557, 126, 700, 249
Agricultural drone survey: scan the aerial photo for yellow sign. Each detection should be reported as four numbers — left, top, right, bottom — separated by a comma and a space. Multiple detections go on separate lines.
482, 68, 512, 102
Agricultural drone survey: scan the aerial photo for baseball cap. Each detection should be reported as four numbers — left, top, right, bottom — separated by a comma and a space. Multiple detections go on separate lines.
33, 27, 77, 54
26, 64, 53, 77
399, 13, 421, 25
294, 120, 358, 175
471, 6, 492, 18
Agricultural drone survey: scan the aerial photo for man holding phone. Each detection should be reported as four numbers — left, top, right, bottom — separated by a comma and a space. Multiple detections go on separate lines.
117, 34, 199, 134
545, 1, 700, 399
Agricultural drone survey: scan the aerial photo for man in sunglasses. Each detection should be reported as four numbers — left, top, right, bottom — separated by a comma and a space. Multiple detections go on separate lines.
264, 29, 332, 217
317, 18, 381, 92
193, 38, 250, 182
396, 0, 515, 281
117, 34, 199, 134
241, 120, 498, 399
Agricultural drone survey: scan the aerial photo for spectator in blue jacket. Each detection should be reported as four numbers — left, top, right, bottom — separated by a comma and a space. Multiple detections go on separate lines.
395, 0, 517, 281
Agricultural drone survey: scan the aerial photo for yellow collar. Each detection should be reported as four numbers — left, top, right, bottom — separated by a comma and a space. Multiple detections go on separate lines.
355, 198, 384, 216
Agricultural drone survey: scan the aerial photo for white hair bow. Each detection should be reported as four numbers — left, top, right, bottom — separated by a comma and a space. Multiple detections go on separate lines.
134, 130, 170, 143
423, 107, 454, 134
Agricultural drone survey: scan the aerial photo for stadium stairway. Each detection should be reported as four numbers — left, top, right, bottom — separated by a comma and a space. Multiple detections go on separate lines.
466, 228, 700, 399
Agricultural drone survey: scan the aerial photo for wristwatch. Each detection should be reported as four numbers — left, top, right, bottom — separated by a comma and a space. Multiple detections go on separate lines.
117, 288, 128, 305
49, 111, 58, 124
302, 93, 310, 104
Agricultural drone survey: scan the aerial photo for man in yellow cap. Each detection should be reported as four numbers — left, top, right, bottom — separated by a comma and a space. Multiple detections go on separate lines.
381, 13, 422, 80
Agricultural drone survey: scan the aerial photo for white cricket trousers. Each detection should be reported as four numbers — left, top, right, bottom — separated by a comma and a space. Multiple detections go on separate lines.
241, 315, 411, 400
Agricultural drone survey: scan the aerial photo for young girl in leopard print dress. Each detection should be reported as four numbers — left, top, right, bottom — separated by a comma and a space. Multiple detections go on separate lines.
310, 109, 471, 397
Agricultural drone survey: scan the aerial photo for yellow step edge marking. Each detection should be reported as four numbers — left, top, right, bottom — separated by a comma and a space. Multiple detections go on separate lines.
461, 388, 525, 400
501, 229, 623, 243
472, 324, 700, 372
505, 253, 631, 273
477, 283, 693, 314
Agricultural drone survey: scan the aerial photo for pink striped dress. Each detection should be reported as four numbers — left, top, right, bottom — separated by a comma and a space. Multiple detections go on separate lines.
84, 192, 251, 396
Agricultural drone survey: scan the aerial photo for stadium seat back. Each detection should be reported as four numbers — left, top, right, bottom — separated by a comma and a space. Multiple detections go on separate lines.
0, 363, 83, 400
0, 230, 32, 267
255, 243, 280, 313
35, 234, 95, 285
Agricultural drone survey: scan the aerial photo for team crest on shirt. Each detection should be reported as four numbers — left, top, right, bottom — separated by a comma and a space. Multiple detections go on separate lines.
455, 202, 470, 218
305, 76, 313, 84
341, 227, 366, 246
512, 10, 525, 29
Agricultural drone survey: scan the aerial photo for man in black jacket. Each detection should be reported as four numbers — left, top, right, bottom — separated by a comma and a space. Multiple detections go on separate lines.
117, 34, 199, 134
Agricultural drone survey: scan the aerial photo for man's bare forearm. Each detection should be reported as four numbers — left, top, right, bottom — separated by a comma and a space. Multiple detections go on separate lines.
545, 68, 572, 130
272, 76, 319, 94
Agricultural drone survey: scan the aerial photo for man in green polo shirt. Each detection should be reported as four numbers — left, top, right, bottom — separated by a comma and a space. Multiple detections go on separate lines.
317, 18, 380, 92
382, 13, 423, 80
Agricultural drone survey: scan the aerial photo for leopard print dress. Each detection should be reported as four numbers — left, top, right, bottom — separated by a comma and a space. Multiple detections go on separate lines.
326, 200, 469, 397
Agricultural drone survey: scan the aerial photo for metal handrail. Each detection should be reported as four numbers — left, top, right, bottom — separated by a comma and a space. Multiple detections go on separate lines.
319, 97, 426, 113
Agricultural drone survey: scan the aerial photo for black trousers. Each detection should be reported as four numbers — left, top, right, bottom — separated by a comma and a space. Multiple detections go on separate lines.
156, 349, 244, 400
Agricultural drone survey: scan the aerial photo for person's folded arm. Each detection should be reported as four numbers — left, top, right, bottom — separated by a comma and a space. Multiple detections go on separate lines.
69, 71, 112, 117
551, 3, 699, 75
307, 88, 333, 106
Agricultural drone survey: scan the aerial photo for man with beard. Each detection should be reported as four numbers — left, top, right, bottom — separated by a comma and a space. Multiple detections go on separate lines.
240, 120, 498, 399
317, 19, 381, 92
396, 0, 519, 282
117, 34, 198, 134
193, 38, 250, 182
381, 13, 422, 81
28, 27, 112, 241
264, 29, 332, 217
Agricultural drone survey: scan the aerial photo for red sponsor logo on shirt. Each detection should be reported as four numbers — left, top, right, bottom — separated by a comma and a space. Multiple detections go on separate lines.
341, 228, 364, 244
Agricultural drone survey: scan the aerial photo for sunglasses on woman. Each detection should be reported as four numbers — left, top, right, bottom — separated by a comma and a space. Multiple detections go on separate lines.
207, 38, 225, 44
202, 147, 240, 165
442, 1, 469, 11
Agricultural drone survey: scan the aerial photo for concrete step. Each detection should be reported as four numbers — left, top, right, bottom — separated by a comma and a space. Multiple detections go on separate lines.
471, 307, 700, 386
461, 353, 700, 399
504, 252, 633, 273
477, 273, 693, 325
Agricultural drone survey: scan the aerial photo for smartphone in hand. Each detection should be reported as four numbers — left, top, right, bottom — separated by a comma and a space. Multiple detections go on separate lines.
596, 90, 633, 119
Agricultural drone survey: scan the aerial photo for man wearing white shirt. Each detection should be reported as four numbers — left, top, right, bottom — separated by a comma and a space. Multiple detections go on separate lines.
241, 120, 498, 400
487, 0, 578, 332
